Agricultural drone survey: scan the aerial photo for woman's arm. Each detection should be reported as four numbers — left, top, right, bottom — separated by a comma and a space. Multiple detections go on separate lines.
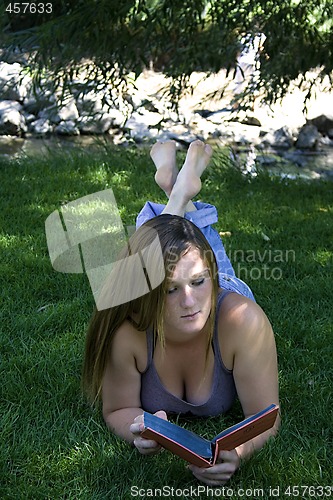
231, 296, 280, 460
101, 328, 143, 443
189, 294, 280, 485
101, 321, 166, 453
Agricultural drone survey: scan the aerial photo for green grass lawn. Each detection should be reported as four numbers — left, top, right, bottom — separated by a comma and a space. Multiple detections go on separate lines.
1, 144, 332, 499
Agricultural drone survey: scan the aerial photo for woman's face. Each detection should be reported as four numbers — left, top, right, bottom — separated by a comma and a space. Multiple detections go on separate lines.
163, 247, 213, 342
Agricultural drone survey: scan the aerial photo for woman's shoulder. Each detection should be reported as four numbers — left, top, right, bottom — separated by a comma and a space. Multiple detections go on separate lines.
111, 319, 148, 371
217, 290, 272, 347
216, 290, 273, 369
217, 288, 268, 328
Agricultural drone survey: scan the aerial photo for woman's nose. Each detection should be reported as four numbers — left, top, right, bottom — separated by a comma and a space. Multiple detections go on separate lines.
180, 286, 195, 308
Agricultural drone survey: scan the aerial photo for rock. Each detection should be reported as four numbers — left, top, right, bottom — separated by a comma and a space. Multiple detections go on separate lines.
158, 130, 200, 146
260, 127, 294, 149
208, 109, 262, 129
228, 121, 261, 145
22, 110, 36, 125
140, 99, 159, 113
55, 120, 80, 136
75, 85, 130, 115
131, 109, 164, 128
0, 58, 333, 179
77, 114, 114, 134
194, 109, 216, 118
0, 100, 22, 113
240, 115, 262, 127
0, 62, 32, 101
108, 129, 130, 146
106, 108, 125, 128
318, 135, 333, 147
57, 98, 79, 122
295, 124, 320, 150
206, 110, 229, 125
29, 118, 53, 136
23, 85, 56, 114
0, 47, 29, 65
123, 118, 153, 142
75, 90, 105, 116
124, 110, 164, 141
76, 91, 125, 129
38, 98, 79, 124
307, 114, 333, 135
188, 114, 218, 140
38, 105, 61, 124
0, 100, 27, 136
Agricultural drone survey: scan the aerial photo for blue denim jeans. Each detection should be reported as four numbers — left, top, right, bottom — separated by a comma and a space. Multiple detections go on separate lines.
136, 201, 255, 301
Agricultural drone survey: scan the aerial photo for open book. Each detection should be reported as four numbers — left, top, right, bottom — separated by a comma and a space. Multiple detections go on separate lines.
141, 404, 279, 467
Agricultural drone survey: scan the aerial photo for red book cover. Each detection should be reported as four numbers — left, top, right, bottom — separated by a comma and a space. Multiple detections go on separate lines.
141, 404, 279, 468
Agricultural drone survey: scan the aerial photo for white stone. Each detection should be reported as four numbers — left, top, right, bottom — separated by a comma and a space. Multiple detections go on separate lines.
0, 100, 26, 135
55, 120, 80, 136
37, 99, 79, 124
38, 105, 61, 124
57, 98, 79, 122
75, 90, 104, 115
124, 110, 162, 141
23, 85, 56, 114
30, 118, 53, 135
0, 62, 32, 101
295, 124, 320, 149
77, 114, 114, 134
0, 100, 22, 112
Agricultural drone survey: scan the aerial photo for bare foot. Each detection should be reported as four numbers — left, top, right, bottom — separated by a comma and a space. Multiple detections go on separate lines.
161, 140, 213, 216
173, 140, 213, 201
150, 141, 178, 197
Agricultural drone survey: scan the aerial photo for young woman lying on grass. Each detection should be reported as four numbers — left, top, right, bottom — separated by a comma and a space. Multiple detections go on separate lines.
83, 140, 280, 486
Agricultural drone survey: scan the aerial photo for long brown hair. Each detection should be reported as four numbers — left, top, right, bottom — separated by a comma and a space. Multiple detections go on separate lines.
82, 214, 219, 403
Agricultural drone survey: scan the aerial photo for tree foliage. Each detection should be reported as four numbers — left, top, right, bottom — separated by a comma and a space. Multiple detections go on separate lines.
1, 0, 332, 107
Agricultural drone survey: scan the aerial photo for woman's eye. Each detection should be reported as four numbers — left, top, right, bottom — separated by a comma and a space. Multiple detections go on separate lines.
192, 278, 205, 286
167, 287, 177, 294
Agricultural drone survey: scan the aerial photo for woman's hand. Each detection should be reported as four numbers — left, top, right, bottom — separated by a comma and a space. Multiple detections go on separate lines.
130, 410, 168, 456
188, 449, 240, 486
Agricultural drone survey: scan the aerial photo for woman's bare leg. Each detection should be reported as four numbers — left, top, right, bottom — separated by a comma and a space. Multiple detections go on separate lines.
151, 140, 211, 214
162, 140, 213, 216
150, 140, 178, 198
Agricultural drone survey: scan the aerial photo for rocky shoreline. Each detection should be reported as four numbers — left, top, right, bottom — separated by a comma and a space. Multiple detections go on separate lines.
1, 57, 333, 177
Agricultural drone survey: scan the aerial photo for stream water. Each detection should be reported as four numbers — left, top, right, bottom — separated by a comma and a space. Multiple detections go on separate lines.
1, 135, 333, 181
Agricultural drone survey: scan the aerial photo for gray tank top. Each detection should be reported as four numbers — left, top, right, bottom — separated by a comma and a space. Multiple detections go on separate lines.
140, 290, 237, 416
